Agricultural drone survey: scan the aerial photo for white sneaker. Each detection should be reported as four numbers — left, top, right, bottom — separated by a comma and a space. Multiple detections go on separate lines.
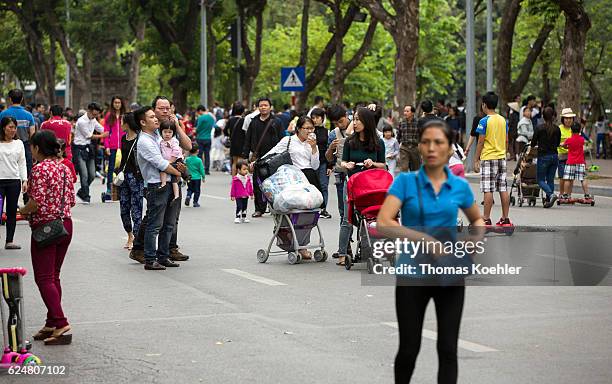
242, 217, 250, 223
234, 217, 241, 224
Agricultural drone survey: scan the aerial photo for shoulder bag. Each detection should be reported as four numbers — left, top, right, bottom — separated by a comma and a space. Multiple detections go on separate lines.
32, 166, 69, 248
255, 136, 293, 181
113, 137, 138, 186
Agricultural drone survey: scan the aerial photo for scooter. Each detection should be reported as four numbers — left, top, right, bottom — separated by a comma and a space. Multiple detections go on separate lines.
0, 268, 42, 368
575, 194, 595, 206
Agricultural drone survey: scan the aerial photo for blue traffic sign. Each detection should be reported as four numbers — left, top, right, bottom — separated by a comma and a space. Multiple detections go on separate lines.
280, 67, 306, 92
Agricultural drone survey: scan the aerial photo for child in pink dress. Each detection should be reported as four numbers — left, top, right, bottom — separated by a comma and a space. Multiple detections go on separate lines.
230, 159, 254, 223
159, 121, 184, 200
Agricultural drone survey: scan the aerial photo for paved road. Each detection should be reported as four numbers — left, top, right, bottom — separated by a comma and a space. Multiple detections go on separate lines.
1, 172, 611, 383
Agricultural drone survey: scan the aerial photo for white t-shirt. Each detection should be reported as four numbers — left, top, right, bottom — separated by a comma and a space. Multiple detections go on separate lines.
0, 139, 27, 181
264, 135, 319, 170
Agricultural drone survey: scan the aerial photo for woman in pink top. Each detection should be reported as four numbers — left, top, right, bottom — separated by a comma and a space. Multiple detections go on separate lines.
103, 96, 126, 197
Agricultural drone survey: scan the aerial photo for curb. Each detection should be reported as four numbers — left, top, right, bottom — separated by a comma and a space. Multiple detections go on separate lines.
464, 173, 612, 197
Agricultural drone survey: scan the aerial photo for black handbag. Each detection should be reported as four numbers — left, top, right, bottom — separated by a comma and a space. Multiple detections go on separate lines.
255, 137, 293, 181
31, 167, 68, 248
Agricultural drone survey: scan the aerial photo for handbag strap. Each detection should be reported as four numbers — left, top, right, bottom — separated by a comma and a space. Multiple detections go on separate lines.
415, 172, 425, 227
58, 164, 67, 220
121, 136, 138, 172
253, 117, 275, 158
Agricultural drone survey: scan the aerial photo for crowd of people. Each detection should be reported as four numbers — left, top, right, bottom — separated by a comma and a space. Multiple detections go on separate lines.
0, 86, 608, 383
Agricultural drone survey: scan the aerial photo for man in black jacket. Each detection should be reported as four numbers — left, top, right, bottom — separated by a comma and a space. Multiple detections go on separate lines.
242, 97, 284, 217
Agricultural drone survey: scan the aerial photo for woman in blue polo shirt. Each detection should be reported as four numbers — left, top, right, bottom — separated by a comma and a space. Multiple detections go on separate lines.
378, 119, 484, 384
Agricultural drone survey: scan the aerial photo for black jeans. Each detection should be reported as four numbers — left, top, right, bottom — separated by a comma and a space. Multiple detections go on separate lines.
395, 285, 465, 384
0, 179, 21, 243
253, 175, 267, 214
186, 179, 201, 204
235, 197, 248, 217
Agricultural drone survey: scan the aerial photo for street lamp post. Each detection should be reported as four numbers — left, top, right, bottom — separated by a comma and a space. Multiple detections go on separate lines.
486, 0, 493, 92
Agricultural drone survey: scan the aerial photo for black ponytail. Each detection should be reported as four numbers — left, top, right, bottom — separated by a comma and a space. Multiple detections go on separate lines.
31, 130, 60, 157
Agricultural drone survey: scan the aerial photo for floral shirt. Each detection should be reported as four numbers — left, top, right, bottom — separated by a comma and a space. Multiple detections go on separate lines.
28, 159, 76, 226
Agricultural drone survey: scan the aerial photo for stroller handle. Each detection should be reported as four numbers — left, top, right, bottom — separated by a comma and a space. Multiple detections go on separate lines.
0, 268, 27, 276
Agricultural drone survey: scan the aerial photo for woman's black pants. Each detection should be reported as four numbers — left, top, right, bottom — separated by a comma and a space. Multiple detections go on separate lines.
394, 285, 465, 384
0, 179, 21, 243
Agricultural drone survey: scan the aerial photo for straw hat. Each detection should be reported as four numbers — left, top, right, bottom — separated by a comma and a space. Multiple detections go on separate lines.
560, 108, 576, 118
507, 102, 519, 113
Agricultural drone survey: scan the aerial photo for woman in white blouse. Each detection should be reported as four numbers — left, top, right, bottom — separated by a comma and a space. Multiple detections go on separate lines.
264, 116, 322, 260
264, 115, 322, 191
0, 117, 28, 249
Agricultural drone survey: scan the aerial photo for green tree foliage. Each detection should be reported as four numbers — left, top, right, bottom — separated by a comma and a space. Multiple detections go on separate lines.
0, 11, 34, 85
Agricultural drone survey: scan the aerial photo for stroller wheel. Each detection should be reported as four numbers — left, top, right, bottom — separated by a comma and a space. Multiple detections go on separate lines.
345, 255, 352, 270
314, 250, 327, 262
366, 258, 375, 274
257, 249, 268, 263
287, 252, 300, 265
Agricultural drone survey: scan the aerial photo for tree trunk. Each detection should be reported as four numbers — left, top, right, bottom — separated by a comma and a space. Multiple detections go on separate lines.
558, 1, 591, 115
360, 0, 419, 109
239, 1, 265, 107
207, 20, 216, 108
127, 21, 145, 104
541, 58, 551, 105
331, 18, 377, 104
297, 1, 358, 110
169, 76, 188, 114
496, 0, 522, 108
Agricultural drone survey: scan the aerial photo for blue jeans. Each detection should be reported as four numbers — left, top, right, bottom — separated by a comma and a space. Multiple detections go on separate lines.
196, 139, 212, 173
537, 154, 558, 199
106, 149, 118, 193
316, 162, 330, 209
334, 172, 346, 219
338, 179, 353, 255
72, 144, 96, 199
119, 172, 144, 234
596, 133, 607, 158
143, 183, 180, 263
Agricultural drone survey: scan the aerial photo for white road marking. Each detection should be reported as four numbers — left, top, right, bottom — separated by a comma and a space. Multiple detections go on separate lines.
381, 322, 498, 353
221, 268, 287, 286
203, 194, 229, 200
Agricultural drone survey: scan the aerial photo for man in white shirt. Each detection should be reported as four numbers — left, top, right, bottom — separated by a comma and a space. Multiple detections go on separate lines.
72, 102, 108, 203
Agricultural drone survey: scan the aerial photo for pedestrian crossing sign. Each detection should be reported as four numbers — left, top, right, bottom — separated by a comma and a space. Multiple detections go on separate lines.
280, 67, 306, 92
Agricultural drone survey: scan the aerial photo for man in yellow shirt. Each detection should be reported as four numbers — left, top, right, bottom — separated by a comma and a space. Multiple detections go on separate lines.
474, 92, 513, 227
558, 108, 575, 201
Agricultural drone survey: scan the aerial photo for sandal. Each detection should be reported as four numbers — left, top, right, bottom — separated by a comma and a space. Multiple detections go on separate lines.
33, 327, 55, 341
299, 250, 312, 260
336, 256, 346, 266
44, 325, 72, 345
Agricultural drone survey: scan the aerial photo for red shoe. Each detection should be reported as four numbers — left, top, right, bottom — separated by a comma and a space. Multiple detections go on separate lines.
495, 217, 514, 227
483, 218, 493, 227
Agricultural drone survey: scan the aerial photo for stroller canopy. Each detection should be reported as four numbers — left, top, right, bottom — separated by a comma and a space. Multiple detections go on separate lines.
346, 169, 394, 224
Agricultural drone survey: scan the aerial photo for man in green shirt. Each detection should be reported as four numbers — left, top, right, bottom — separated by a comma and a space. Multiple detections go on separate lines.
195, 104, 216, 175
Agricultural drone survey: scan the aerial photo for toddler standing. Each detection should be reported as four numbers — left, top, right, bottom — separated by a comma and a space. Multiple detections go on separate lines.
185, 144, 206, 207
382, 126, 399, 176
230, 159, 254, 223
159, 120, 184, 200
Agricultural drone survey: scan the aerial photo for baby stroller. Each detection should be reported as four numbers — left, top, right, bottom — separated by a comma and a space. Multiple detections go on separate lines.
256, 164, 327, 265
1, 268, 42, 368
510, 145, 541, 207
345, 169, 395, 273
